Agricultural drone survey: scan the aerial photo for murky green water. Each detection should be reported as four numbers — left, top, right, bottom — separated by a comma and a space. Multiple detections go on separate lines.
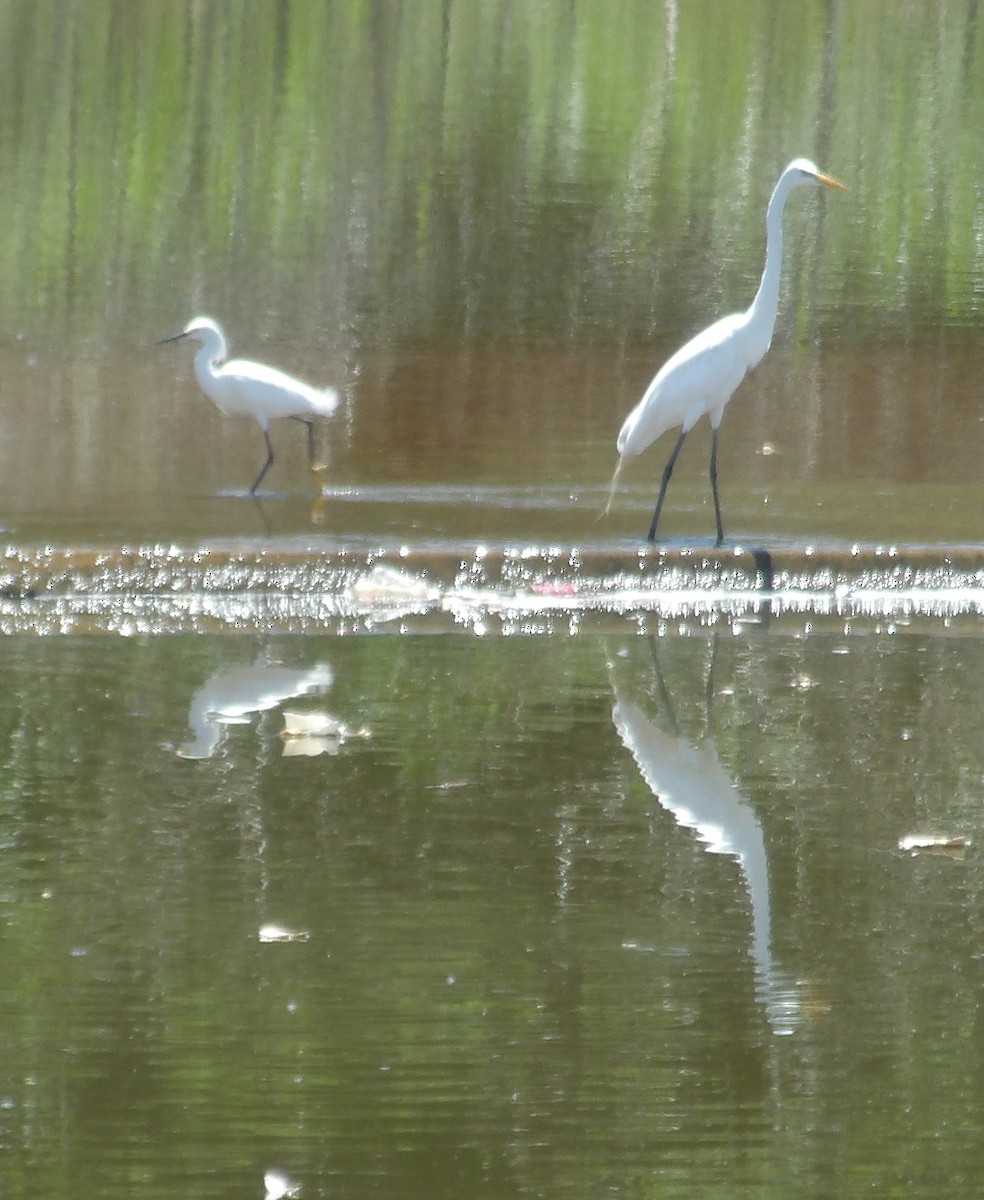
2, 631, 984, 1198
3, 2, 984, 1197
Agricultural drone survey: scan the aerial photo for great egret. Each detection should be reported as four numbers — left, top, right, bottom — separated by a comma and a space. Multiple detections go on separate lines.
607, 158, 846, 545
159, 316, 339, 495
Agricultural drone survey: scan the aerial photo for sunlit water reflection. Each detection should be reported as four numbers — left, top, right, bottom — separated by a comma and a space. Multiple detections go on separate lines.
2, 6, 984, 1200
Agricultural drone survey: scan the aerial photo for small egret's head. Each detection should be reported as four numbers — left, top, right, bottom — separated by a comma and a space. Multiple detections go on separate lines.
157, 316, 225, 348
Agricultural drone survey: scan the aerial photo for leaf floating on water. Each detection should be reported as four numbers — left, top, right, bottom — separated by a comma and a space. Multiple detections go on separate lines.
898, 833, 970, 859
258, 924, 311, 943
345, 564, 439, 605
281, 710, 344, 738
264, 1168, 301, 1200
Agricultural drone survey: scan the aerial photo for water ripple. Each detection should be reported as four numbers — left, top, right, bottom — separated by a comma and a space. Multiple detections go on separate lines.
2, 541, 983, 634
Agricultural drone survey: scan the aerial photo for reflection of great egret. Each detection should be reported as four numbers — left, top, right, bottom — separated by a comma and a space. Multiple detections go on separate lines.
178, 659, 334, 760
609, 640, 799, 1034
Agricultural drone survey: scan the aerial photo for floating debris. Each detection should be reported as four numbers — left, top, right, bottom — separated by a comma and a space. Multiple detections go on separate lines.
258, 924, 311, 944
898, 833, 970, 858
345, 563, 440, 605
264, 1168, 301, 1200
529, 580, 580, 596
279, 710, 371, 757
791, 673, 819, 691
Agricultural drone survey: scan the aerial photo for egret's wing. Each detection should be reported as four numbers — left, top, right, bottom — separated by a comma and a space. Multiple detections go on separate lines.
221, 358, 339, 420
617, 313, 748, 459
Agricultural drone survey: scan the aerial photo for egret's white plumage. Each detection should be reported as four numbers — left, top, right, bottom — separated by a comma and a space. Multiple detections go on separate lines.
160, 316, 339, 495
608, 158, 846, 545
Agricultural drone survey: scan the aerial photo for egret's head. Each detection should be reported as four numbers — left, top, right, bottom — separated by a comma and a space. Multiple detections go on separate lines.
157, 316, 226, 350
785, 157, 847, 193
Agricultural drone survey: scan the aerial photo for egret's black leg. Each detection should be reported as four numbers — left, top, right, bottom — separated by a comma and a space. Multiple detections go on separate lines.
291, 415, 316, 463
646, 635, 680, 736
647, 428, 689, 543
709, 426, 724, 547
250, 429, 276, 496
705, 632, 719, 730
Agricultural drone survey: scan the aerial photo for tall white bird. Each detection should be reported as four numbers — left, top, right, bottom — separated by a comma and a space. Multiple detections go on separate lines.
159, 316, 339, 495
608, 158, 846, 545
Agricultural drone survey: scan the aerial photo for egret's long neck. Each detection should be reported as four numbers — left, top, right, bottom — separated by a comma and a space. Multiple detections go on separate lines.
192, 330, 227, 389
745, 175, 794, 366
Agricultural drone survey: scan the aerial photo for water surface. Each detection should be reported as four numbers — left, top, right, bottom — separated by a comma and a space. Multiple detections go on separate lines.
2, 5, 984, 1199
2, 631, 983, 1198
0, 2, 980, 549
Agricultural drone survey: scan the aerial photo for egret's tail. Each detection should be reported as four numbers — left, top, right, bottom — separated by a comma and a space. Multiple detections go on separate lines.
314, 386, 340, 418
600, 456, 625, 519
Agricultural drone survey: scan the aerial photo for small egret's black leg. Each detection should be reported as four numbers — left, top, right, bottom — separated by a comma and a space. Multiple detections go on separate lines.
291, 415, 316, 463
709, 426, 724, 547
250, 429, 276, 496
647, 428, 689, 543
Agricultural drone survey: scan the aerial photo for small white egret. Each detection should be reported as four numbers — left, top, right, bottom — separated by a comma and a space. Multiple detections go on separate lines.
159, 316, 339, 495
608, 158, 846, 545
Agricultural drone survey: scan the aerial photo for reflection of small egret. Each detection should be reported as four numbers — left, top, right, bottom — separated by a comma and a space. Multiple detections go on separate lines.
159, 316, 339, 495
607, 159, 846, 545
609, 639, 800, 1034
178, 660, 333, 760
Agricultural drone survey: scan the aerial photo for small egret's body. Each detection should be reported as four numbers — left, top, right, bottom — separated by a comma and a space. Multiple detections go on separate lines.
160, 316, 339, 495
609, 158, 846, 545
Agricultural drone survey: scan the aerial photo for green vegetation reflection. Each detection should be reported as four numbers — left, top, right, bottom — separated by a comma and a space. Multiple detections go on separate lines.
0, 0, 981, 346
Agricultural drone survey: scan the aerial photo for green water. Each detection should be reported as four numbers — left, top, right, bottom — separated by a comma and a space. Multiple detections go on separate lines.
2, 632, 984, 1198
1, 3, 984, 1198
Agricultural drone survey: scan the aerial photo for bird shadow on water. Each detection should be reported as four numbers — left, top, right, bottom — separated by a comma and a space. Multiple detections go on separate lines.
608, 634, 800, 1035
200, 489, 332, 534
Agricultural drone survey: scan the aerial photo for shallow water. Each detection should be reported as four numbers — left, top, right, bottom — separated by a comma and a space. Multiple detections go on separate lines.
2, 631, 984, 1198
3, 4, 984, 1198
4, 337, 984, 549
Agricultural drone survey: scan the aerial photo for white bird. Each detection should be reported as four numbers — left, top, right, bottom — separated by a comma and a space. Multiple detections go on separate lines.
159, 316, 339, 495
607, 158, 846, 545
